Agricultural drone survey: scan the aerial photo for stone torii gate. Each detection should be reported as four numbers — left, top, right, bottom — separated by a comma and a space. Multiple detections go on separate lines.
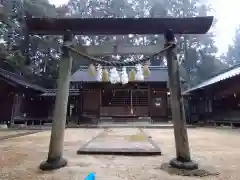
25, 16, 213, 171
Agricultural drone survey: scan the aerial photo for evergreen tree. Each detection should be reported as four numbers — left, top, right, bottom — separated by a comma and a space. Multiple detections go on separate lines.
0, 0, 228, 88
226, 25, 240, 65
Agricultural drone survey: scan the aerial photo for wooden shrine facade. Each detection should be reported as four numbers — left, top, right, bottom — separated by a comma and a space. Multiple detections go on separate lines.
67, 66, 171, 124
183, 65, 240, 126
67, 82, 169, 123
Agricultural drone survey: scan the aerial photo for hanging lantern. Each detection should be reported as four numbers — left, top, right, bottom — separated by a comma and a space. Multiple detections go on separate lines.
128, 69, 136, 82
109, 67, 117, 84
115, 69, 121, 83
96, 65, 102, 81
102, 68, 109, 82
109, 68, 114, 84
130, 107, 133, 114
135, 64, 144, 81
121, 67, 129, 84
143, 64, 150, 77
88, 64, 96, 76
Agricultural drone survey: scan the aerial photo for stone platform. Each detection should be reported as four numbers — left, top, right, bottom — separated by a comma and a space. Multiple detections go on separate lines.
77, 128, 161, 156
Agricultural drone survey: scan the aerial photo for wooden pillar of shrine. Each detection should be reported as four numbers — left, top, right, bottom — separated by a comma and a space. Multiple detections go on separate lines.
10, 94, 24, 127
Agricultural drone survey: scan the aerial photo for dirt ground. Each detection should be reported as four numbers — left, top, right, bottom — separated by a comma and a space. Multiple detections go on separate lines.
0, 128, 240, 180
0, 130, 37, 138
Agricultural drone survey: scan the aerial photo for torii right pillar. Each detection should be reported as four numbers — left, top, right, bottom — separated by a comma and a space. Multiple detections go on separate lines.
165, 29, 198, 170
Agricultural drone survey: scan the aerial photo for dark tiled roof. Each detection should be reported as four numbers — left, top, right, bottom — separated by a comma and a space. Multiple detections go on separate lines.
183, 65, 240, 95
0, 68, 46, 92
70, 66, 168, 82
41, 89, 80, 96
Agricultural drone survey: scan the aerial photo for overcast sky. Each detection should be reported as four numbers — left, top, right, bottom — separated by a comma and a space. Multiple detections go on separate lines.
49, 0, 240, 55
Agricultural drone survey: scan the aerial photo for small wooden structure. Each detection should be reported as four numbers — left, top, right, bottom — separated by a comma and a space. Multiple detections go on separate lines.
0, 68, 45, 126
183, 65, 240, 126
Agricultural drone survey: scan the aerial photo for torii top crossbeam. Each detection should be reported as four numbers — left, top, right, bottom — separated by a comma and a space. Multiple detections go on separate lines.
26, 16, 213, 35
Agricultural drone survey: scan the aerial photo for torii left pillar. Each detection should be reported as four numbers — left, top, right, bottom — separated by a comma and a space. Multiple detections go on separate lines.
40, 31, 73, 171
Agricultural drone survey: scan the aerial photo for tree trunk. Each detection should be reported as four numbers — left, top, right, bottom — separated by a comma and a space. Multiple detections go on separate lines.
39, 32, 73, 171
165, 30, 198, 170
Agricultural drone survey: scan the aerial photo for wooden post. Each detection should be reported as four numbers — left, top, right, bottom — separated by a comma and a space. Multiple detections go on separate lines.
164, 29, 198, 170
147, 84, 152, 120
10, 94, 17, 127
39, 31, 73, 171
99, 88, 102, 122
11, 94, 23, 127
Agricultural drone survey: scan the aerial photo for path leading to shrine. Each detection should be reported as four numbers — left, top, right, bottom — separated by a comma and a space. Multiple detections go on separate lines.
0, 128, 240, 180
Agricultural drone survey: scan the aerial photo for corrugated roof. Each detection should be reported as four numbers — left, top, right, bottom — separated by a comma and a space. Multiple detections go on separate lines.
183, 65, 240, 94
70, 66, 168, 82
0, 68, 46, 92
41, 89, 80, 96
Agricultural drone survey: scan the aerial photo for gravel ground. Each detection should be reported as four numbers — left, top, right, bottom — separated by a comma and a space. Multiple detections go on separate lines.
0, 130, 38, 138
0, 128, 240, 180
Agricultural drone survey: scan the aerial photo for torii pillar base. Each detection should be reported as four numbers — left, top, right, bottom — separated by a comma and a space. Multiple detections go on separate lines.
169, 158, 198, 170
39, 157, 67, 171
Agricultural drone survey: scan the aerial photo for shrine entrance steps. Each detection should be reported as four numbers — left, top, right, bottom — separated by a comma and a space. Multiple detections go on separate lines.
98, 116, 152, 123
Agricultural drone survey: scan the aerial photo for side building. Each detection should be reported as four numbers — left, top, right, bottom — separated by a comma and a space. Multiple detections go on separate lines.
0, 68, 45, 126
183, 65, 240, 127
